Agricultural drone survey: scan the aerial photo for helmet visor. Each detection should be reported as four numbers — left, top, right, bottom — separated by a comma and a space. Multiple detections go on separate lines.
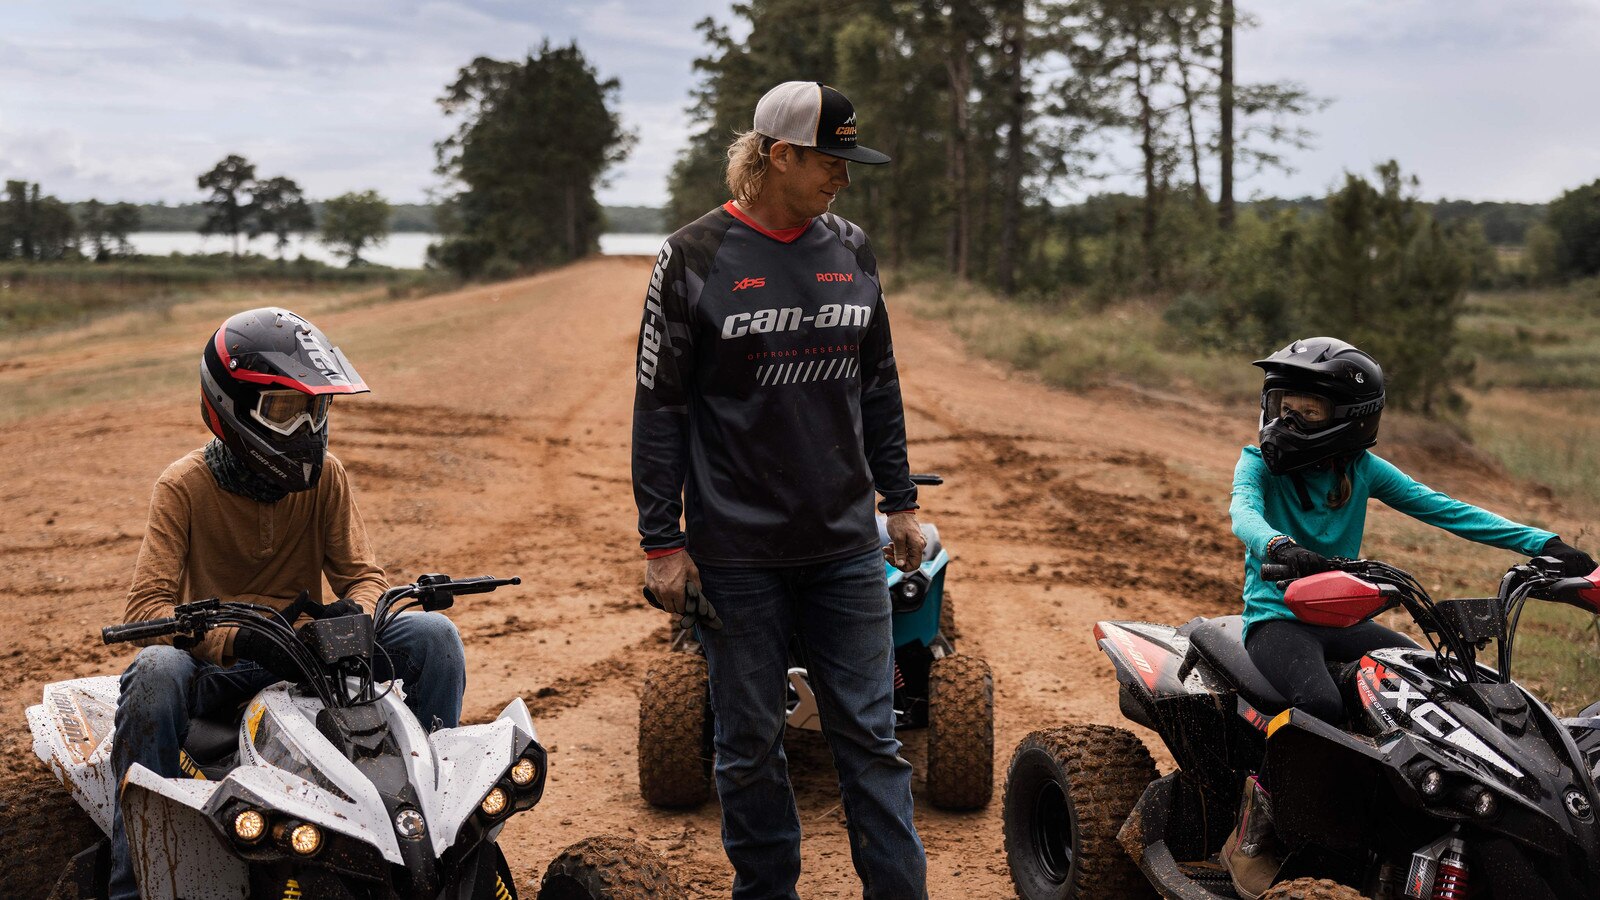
251, 390, 332, 436
1264, 389, 1333, 432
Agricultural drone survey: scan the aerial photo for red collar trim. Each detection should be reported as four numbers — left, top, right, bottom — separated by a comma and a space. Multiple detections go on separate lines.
724, 202, 810, 243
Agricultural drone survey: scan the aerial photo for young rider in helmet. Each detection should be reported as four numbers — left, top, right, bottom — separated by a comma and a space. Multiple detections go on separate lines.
1222, 336, 1595, 898
107, 308, 467, 900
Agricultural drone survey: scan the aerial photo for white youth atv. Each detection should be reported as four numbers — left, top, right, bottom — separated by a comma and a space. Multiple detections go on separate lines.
5, 574, 683, 900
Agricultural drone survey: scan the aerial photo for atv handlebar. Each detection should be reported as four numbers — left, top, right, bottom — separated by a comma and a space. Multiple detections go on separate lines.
439, 575, 521, 595
1265, 556, 1600, 687
909, 473, 944, 486
1260, 563, 1294, 584
102, 617, 180, 645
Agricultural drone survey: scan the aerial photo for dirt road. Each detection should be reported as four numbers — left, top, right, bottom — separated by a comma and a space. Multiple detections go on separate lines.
0, 257, 1574, 896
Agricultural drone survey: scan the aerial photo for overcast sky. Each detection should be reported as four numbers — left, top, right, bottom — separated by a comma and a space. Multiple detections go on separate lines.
2, 0, 1596, 211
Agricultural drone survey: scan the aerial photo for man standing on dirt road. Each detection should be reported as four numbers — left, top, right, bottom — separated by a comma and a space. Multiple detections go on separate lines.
632, 82, 928, 899
107, 308, 466, 899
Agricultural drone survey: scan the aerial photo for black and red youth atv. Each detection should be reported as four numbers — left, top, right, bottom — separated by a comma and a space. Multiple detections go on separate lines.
1003, 556, 1600, 899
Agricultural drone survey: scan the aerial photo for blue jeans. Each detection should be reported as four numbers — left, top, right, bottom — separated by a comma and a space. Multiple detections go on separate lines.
697, 548, 927, 900
108, 612, 465, 900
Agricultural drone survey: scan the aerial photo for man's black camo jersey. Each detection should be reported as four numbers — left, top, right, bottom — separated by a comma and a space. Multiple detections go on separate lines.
632, 203, 917, 566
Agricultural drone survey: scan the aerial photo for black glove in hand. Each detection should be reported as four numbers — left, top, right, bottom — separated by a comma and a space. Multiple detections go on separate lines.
1267, 538, 1331, 579
680, 583, 723, 631
233, 628, 304, 684
1541, 537, 1597, 578
315, 597, 364, 619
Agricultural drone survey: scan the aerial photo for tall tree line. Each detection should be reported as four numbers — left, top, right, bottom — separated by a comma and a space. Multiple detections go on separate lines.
0, 181, 140, 261
430, 41, 633, 277
666, 0, 1318, 296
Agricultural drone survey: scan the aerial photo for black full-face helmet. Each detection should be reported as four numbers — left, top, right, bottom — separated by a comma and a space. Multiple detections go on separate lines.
200, 308, 368, 492
1254, 337, 1385, 476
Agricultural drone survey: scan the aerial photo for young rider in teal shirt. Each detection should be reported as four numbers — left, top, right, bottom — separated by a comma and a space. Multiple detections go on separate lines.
1231, 336, 1594, 724
1221, 337, 1594, 900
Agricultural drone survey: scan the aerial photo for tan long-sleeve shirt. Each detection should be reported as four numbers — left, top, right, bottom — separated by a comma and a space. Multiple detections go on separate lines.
122, 448, 387, 665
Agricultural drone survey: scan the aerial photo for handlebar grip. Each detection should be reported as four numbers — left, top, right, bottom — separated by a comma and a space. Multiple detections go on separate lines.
909, 473, 944, 486
447, 576, 520, 595
102, 617, 178, 645
1260, 563, 1294, 584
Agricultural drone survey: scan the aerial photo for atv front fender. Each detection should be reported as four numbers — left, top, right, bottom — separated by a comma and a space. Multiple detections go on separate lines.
121, 766, 245, 899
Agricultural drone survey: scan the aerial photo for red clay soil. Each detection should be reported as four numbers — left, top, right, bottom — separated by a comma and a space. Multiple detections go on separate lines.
0, 257, 1578, 896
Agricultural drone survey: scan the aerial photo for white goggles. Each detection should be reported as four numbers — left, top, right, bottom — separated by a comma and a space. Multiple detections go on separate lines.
251, 390, 332, 436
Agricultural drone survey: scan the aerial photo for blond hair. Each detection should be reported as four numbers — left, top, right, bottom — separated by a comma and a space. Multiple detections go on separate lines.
725, 130, 805, 204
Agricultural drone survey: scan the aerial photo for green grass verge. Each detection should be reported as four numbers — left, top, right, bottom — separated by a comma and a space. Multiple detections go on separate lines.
1, 257, 455, 337
898, 275, 1261, 401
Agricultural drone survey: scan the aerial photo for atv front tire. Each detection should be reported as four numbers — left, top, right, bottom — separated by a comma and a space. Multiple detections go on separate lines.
638, 653, 712, 808
0, 764, 103, 898
1003, 724, 1157, 899
1260, 878, 1369, 900
538, 835, 685, 900
925, 654, 993, 810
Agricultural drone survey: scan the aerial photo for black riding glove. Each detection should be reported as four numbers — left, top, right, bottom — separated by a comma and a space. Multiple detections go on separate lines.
682, 583, 723, 631
1267, 537, 1331, 579
1540, 537, 1597, 578
316, 597, 364, 619
233, 628, 304, 684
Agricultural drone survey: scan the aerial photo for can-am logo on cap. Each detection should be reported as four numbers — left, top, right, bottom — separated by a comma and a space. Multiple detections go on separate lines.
835, 113, 857, 138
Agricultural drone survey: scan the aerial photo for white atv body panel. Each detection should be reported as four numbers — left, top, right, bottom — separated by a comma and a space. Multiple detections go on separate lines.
121, 766, 245, 898
27, 675, 121, 836
28, 672, 539, 899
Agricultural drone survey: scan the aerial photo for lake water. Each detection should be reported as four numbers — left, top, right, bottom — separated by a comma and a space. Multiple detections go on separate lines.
126, 232, 667, 269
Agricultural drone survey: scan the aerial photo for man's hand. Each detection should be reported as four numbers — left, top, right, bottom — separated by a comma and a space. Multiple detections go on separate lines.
645, 550, 702, 617
884, 512, 927, 573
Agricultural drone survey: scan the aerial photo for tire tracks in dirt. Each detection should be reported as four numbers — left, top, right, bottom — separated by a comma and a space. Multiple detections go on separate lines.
1, 258, 1581, 897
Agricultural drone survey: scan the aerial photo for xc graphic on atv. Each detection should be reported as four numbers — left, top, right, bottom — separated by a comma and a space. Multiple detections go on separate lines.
11, 573, 684, 900
637, 474, 995, 811
1004, 556, 1600, 899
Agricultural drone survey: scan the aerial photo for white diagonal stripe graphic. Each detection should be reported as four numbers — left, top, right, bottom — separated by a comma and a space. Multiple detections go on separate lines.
781, 363, 794, 384
756, 365, 767, 384
801, 360, 818, 382
822, 357, 840, 380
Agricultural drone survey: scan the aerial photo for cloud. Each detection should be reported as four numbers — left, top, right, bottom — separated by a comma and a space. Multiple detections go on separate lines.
9, 0, 1595, 209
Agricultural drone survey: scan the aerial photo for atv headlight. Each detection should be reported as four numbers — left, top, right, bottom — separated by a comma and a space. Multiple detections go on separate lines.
1415, 765, 1446, 799
1465, 786, 1498, 819
511, 757, 539, 786
232, 809, 266, 844
891, 574, 930, 613
287, 822, 322, 856
480, 787, 508, 817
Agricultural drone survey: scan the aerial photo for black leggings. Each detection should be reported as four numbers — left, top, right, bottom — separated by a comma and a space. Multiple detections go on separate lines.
1245, 618, 1418, 723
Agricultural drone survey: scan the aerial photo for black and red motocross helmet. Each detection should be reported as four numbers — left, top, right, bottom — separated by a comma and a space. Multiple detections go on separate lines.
1254, 337, 1385, 475
200, 308, 368, 492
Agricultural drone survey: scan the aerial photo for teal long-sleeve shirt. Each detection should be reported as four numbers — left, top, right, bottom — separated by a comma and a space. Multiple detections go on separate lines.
1230, 445, 1554, 638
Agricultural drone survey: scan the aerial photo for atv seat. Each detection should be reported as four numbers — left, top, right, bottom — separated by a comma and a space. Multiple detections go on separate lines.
1188, 616, 1290, 715
183, 716, 239, 766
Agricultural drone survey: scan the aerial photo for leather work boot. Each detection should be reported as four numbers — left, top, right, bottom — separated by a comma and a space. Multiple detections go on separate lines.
1222, 775, 1285, 900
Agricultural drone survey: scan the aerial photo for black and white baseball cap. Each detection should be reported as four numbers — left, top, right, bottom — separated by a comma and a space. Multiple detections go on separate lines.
753, 81, 891, 165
